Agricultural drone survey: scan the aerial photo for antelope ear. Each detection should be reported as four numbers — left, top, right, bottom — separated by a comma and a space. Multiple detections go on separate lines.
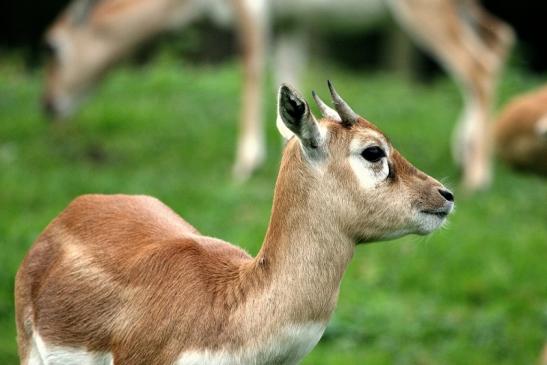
277, 84, 323, 150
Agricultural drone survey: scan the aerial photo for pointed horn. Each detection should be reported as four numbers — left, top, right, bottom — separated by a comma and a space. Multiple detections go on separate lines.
327, 80, 358, 126
312, 90, 341, 122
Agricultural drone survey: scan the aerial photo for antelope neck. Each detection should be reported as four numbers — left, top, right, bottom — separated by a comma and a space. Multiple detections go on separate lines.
250, 150, 355, 322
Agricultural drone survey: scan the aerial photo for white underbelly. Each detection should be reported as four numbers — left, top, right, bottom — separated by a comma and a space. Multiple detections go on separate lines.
28, 322, 326, 365
273, 0, 387, 26
206, 0, 389, 30
176, 322, 327, 365
29, 330, 112, 365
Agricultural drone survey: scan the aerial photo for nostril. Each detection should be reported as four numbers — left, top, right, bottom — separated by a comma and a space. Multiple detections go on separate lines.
438, 189, 454, 202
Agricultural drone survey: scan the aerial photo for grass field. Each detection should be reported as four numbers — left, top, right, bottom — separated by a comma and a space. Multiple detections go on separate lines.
0, 57, 546, 364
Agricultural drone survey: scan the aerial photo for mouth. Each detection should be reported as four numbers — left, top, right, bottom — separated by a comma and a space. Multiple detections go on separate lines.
420, 209, 450, 218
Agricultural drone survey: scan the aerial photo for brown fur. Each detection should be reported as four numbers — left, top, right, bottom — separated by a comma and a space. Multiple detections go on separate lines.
16, 195, 262, 364
16, 87, 453, 364
493, 86, 547, 174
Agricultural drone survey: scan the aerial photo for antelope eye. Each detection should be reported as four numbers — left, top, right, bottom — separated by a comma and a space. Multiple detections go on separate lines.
361, 146, 385, 162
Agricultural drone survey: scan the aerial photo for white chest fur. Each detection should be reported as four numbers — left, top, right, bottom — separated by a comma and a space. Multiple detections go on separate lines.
176, 322, 327, 365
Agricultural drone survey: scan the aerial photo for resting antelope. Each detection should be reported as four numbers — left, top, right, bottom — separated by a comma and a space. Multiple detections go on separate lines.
43, 0, 513, 188
16, 82, 454, 364
493, 85, 547, 174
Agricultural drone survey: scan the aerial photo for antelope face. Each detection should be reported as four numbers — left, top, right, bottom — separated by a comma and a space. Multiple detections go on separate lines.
277, 82, 454, 243
41, 0, 203, 120
43, 19, 108, 119
332, 122, 454, 242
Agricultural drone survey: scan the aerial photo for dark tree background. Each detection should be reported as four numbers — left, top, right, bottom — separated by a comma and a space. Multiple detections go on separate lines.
483, 0, 547, 72
0, 0, 67, 62
0, 0, 546, 72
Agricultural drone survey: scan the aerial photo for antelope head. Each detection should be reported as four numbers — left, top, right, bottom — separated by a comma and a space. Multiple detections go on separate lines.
42, 0, 107, 118
42, 0, 203, 119
276, 82, 454, 243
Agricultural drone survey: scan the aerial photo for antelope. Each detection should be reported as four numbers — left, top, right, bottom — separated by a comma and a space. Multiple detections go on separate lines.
43, 0, 513, 188
43, 0, 267, 181
16, 82, 455, 365
493, 85, 547, 174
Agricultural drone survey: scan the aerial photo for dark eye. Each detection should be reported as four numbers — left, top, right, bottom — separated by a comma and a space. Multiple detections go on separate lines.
361, 146, 386, 162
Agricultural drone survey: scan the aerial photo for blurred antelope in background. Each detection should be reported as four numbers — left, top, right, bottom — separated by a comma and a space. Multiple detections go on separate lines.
43, 0, 513, 189
16, 82, 454, 365
43, 0, 268, 180
493, 85, 547, 174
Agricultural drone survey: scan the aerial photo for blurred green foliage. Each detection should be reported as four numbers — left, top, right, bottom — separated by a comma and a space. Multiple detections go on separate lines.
0, 56, 546, 364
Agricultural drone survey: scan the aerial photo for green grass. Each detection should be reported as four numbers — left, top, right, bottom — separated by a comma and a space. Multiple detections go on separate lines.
0, 57, 546, 364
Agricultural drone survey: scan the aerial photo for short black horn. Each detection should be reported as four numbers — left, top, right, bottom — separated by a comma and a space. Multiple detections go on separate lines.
312, 90, 341, 122
327, 80, 358, 126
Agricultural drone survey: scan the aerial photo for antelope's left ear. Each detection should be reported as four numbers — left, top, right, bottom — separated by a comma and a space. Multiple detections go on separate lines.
277, 84, 323, 150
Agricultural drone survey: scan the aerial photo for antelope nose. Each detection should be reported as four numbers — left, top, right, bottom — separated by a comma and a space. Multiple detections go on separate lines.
438, 188, 454, 202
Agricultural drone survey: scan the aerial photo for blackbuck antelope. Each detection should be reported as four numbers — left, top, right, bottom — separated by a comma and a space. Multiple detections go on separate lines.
493, 85, 547, 174
43, 0, 268, 181
16, 83, 455, 365
43, 0, 513, 188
